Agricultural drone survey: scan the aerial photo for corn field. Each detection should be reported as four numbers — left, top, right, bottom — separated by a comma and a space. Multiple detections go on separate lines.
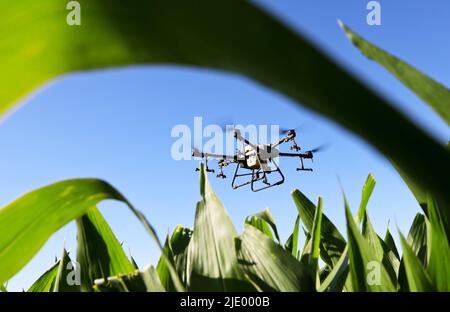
0, 0, 449, 292
1, 164, 448, 292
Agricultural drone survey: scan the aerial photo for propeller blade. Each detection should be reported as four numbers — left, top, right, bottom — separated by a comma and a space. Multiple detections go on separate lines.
279, 125, 303, 134
307, 143, 330, 154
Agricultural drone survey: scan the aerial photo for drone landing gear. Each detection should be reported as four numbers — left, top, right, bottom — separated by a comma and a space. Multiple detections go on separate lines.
297, 157, 313, 172
195, 156, 215, 173
216, 160, 228, 179
231, 161, 285, 192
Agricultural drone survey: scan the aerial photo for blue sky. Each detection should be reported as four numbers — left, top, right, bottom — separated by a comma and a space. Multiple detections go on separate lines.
2, 0, 449, 290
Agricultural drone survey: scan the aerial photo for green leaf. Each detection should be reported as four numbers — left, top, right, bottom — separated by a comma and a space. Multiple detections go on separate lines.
53, 248, 80, 292
245, 216, 274, 241
318, 248, 349, 292
407, 213, 428, 265
362, 211, 399, 286
398, 232, 434, 292
384, 227, 400, 260
382, 229, 401, 280
130, 256, 139, 270
356, 174, 399, 283
28, 261, 60, 292
394, 165, 428, 209
356, 174, 376, 223
0, 178, 183, 291
186, 163, 254, 291
169, 226, 192, 287
340, 22, 450, 125
76, 207, 135, 291
156, 234, 176, 292
292, 190, 346, 267
398, 213, 429, 291
2, 1, 449, 213
0, 179, 123, 285
94, 265, 165, 292
156, 226, 192, 291
300, 197, 323, 288
344, 199, 396, 291
284, 214, 300, 257
425, 196, 450, 291
310, 198, 323, 264
235, 225, 314, 292
28, 248, 79, 292
245, 209, 280, 242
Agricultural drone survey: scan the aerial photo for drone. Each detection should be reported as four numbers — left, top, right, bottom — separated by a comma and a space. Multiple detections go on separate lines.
192, 128, 324, 192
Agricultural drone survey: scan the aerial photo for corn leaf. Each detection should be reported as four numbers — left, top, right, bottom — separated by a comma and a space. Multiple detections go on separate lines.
0, 179, 124, 284
340, 22, 450, 125
284, 214, 301, 257
76, 207, 135, 291
384, 228, 400, 260
28, 261, 60, 292
408, 213, 428, 265
130, 257, 139, 270
156, 234, 176, 292
235, 225, 314, 292
292, 190, 346, 267
169, 226, 192, 287
0, 178, 182, 290
245, 209, 280, 242
28, 248, 78, 292
362, 211, 399, 286
356, 174, 376, 223
425, 197, 450, 291
344, 199, 396, 291
398, 214, 428, 291
245, 216, 274, 241
357, 176, 399, 282
318, 248, 349, 292
53, 248, 80, 292
310, 198, 323, 268
156, 226, 192, 291
1, 1, 449, 213
341, 22, 450, 228
383, 231, 401, 279
94, 265, 165, 292
300, 197, 323, 288
186, 163, 254, 291
399, 232, 434, 292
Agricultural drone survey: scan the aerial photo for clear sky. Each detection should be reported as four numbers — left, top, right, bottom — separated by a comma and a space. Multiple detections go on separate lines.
2, 0, 449, 290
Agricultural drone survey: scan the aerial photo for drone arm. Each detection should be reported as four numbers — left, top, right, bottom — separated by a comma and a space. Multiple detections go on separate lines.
192, 150, 239, 162
278, 152, 313, 159
278, 152, 313, 172
270, 136, 289, 149
233, 131, 259, 149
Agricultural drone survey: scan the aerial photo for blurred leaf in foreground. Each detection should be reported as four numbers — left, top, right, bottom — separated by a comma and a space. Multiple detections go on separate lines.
1, 1, 449, 212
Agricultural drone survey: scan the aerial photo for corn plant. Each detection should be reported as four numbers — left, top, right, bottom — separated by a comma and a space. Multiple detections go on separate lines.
1, 164, 446, 292
0, 0, 449, 292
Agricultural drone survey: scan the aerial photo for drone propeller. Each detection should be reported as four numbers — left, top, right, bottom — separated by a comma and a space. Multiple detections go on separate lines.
279, 125, 303, 135
306, 143, 329, 154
